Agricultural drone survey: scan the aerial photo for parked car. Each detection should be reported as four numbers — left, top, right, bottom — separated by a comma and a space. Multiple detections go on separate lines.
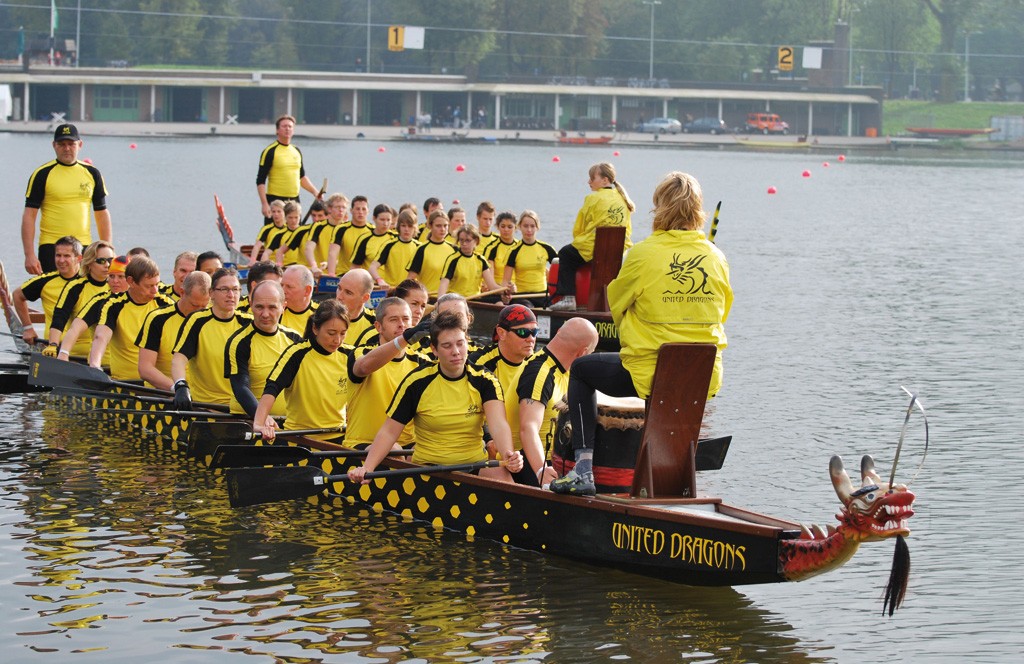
636, 117, 682, 134
683, 117, 729, 134
744, 112, 789, 135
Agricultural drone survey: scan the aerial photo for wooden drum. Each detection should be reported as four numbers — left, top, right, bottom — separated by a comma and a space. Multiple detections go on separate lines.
551, 393, 645, 493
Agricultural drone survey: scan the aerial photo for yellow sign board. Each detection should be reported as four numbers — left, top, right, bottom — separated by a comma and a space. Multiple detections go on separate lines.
388, 26, 405, 52
777, 46, 794, 72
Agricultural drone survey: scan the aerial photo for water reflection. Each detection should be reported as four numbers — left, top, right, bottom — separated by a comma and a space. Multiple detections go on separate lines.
0, 401, 830, 662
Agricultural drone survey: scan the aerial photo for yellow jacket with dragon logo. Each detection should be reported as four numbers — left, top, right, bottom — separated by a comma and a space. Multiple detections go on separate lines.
607, 229, 732, 399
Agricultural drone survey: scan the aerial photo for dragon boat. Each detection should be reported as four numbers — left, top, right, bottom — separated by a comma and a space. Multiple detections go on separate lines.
217, 343, 923, 611
12, 265, 924, 609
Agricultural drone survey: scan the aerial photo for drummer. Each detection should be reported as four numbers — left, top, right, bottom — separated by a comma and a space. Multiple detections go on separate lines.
550, 171, 732, 496
506, 317, 598, 486
348, 311, 524, 483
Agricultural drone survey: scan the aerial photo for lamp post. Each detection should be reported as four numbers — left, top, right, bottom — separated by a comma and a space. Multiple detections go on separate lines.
963, 30, 974, 102
642, 0, 661, 80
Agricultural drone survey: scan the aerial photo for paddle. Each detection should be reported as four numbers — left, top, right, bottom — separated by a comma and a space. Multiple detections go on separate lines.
300, 178, 328, 225
708, 201, 722, 244
227, 460, 501, 508
93, 408, 241, 419
210, 444, 413, 469
694, 435, 731, 471
423, 286, 508, 315
1, 331, 45, 345
186, 420, 342, 459
55, 385, 231, 412
29, 352, 165, 396
507, 292, 549, 301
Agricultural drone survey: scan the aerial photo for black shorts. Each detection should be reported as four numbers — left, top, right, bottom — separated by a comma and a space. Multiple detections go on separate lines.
37, 244, 56, 273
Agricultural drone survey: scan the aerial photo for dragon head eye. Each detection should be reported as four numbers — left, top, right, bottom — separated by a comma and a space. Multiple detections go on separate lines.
850, 484, 879, 499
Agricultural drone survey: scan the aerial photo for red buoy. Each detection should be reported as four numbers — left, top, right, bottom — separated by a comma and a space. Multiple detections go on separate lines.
802, 170, 811, 178
129, 143, 137, 150
767, 186, 778, 194
378, 146, 386, 152
552, 156, 561, 162
455, 164, 466, 172
838, 154, 846, 162
613, 151, 620, 156
822, 161, 830, 167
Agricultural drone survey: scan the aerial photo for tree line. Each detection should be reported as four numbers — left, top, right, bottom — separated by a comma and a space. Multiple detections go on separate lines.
2, 0, 1022, 101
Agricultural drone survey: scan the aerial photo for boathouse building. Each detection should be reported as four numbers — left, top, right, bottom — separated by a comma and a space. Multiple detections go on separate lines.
0, 66, 883, 137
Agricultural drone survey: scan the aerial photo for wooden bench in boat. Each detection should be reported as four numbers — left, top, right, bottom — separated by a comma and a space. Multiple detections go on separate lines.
630, 342, 717, 499
584, 225, 625, 312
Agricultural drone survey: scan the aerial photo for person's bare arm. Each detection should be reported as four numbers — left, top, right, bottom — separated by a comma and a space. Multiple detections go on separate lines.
138, 347, 172, 390
95, 209, 112, 242
22, 208, 41, 275
88, 325, 113, 368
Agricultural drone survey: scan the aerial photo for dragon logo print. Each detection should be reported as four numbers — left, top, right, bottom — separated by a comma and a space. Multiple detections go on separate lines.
665, 253, 714, 296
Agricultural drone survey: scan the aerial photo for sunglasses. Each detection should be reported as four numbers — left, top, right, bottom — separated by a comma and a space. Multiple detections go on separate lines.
94, 257, 114, 265
508, 327, 539, 338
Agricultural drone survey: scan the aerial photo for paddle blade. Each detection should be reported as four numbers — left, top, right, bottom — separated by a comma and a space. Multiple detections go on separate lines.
28, 352, 111, 390
695, 435, 731, 471
226, 465, 332, 508
187, 420, 254, 458
211, 444, 311, 469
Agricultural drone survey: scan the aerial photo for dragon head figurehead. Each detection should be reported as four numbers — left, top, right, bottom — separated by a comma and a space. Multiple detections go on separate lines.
780, 454, 915, 587
829, 454, 915, 543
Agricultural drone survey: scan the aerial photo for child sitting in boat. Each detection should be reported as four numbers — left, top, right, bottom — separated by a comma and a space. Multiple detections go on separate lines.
504, 210, 557, 306
550, 162, 635, 311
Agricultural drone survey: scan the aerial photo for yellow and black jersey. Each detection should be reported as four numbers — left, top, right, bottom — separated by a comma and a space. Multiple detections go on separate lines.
280, 301, 317, 334
174, 310, 252, 406
351, 231, 396, 270
374, 238, 420, 286
236, 296, 250, 315
97, 292, 175, 380
264, 338, 353, 434
331, 223, 373, 275
157, 281, 180, 302
19, 270, 76, 332
24, 159, 108, 245
256, 141, 305, 199
469, 344, 525, 395
387, 363, 503, 465
504, 348, 567, 452
486, 239, 520, 285
307, 220, 343, 266
225, 324, 302, 416
506, 240, 557, 293
345, 345, 431, 447
476, 233, 500, 258
279, 225, 313, 266
51, 275, 109, 356
256, 223, 287, 252
406, 239, 456, 292
440, 252, 490, 297
343, 307, 376, 347
135, 302, 192, 380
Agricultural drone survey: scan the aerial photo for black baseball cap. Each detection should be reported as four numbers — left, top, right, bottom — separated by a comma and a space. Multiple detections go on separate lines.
53, 124, 81, 142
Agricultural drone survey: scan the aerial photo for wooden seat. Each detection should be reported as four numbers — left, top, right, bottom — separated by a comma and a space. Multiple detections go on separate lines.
585, 225, 626, 312
630, 343, 716, 499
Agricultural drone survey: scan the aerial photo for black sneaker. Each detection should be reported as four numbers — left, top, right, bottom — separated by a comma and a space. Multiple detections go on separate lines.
549, 470, 596, 496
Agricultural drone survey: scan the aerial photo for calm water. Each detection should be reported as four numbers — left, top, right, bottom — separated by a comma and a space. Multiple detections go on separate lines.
1, 134, 1022, 661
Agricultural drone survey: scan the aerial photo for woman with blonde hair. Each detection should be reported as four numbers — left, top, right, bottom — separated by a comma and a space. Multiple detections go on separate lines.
550, 162, 635, 311
550, 171, 732, 496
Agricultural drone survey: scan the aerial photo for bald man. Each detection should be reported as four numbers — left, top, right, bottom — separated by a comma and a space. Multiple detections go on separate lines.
335, 268, 376, 346
505, 317, 599, 487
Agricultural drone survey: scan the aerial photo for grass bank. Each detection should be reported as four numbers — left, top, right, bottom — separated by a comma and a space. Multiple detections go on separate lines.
883, 100, 1024, 131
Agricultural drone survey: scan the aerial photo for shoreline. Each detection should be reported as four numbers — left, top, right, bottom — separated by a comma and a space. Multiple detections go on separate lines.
0, 119, 934, 152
